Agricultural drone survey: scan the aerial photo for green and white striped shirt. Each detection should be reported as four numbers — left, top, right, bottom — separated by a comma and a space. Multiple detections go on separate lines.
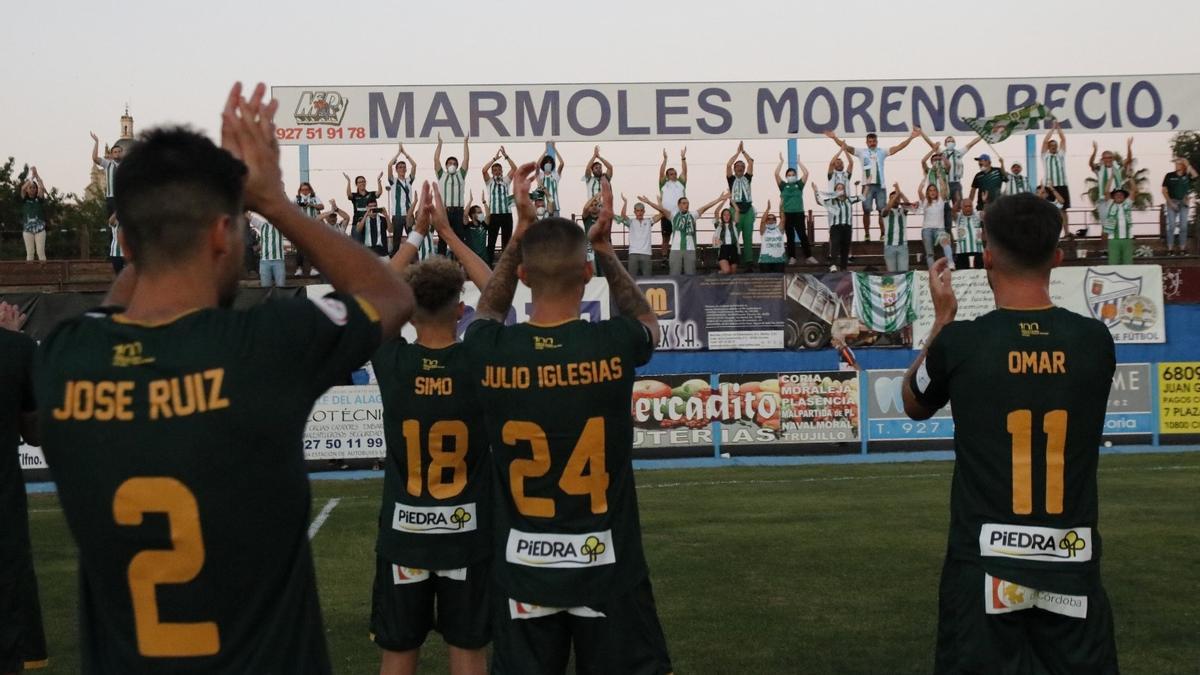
1043, 151, 1068, 186
256, 217, 285, 261
540, 170, 560, 212
437, 168, 467, 207
109, 221, 123, 258
1004, 174, 1032, 195
486, 176, 513, 215
99, 158, 119, 198
1094, 164, 1125, 195
827, 170, 850, 192
389, 177, 414, 216
944, 146, 966, 182
1105, 201, 1135, 239
820, 195, 861, 226
670, 211, 698, 251
955, 213, 983, 254
416, 234, 435, 261
883, 207, 909, 247
583, 174, 606, 199
360, 214, 388, 248
296, 193, 321, 218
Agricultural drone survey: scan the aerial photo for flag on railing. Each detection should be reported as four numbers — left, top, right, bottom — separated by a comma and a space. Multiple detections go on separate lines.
962, 104, 1053, 144
852, 272, 917, 333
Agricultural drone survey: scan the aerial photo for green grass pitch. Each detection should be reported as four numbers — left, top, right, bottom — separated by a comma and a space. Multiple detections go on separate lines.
25, 452, 1200, 673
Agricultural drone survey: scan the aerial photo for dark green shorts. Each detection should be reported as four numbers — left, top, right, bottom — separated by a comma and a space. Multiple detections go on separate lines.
490, 578, 672, 675
935, 557, 1118, 674
370, 556, 491, 652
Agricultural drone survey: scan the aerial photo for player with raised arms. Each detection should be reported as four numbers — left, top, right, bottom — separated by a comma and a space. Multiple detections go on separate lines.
464, 163, 673, 674
35, 83, 413, 673
370, 182, 494, 675
903, 193, 1118, 674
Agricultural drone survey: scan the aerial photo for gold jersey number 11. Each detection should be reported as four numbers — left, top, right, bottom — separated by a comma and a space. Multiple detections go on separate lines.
1006, 410, 1067, 515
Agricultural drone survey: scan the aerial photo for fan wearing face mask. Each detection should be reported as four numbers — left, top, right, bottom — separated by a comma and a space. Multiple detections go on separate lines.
812, 181, 862, 272
537, 141, 565, 217
776, 153, 815, 264
434, 132, 471, 255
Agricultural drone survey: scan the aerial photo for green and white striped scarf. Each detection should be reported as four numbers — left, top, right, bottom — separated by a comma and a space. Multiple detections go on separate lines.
852, 272, 917, 333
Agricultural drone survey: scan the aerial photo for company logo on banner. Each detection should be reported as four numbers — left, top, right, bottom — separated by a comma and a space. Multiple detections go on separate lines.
271, 75, 1200, 145
912, 266, 1165, 349
642, 276, 783, 351
720, 371, 861, 451
641, 281, 677, 320
865, 370, 954, 445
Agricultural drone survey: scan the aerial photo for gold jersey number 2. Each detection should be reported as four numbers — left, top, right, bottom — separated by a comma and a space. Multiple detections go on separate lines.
113, 477, 220, 658
1006, 410, 1067, 515
503, 416, 609, 518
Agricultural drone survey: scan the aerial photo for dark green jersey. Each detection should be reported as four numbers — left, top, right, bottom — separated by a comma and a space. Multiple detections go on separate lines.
465, 316, 654, 608
913, 307, 1115, 594
372, 339, 492, 570
35, 293, 381, 673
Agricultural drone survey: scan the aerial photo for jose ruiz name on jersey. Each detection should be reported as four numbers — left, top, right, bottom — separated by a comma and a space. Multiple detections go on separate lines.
50, 369, 230, 422
481, 358, 624, 390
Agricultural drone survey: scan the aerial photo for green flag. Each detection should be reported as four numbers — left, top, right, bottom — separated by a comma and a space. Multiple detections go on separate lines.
852, 272, 917, 333
962, 104, 1053, 144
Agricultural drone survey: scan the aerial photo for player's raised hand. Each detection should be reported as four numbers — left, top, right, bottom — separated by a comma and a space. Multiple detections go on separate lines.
590, 177, 615, 255
427, 184, 455, 241
412, 182, 433, 236
511, 161, 539, 239
0, 301, 27, 332
928, 257, 958, 327
221, 82, 284, 213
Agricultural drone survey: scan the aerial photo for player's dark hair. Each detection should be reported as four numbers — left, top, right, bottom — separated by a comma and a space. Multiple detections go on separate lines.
113, 126, 246, 271
981, 194, 1061, 272
404, 256, 465, 321
520, 217, 588, 293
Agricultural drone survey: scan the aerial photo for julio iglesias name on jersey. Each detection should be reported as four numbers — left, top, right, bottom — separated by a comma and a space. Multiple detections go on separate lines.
481, 358, 623, 390
50, 369, 229, 421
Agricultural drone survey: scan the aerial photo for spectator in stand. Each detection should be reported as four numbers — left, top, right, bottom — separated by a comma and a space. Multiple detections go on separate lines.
579, 194, 602, 274
583, 145, 614, 200
713, 202, 740, 275
659, 148, 688, 254
776, 154, 815, 264
293, 182, 323, 277
385, 143, 417, 244
107, 213, 124, 274
1036, 185, 1069, 239
465, 192, 491, 262
824, 128, 922, 240
916, 177, 954, 269
322, 200, 351, 235
920, 131, 981, 208
880, 184, 914, 272
538, 142, 564, 216
356, 199, 390, 257
482, 146, 517, 264
758, 204, 788, 273
1104, 186, 1141, 265
251, 211, 286, 288
344, 172, 383, 235
953, 201, 984, 270
20, 170, 48, 262
1089, 138, 1135, 223
968, 153, 1005, 210
1162, 157, 1198, 255
532, 190, 551, 221
826, 148, 853, 192
1041, 120, 1070, 213
726, 142, 756, 266
920, 142, 955, 232
89, 132, 123, 216
618, 195, 662, 278
643, 192, 728, 276
813, 181, 861, 272
434, 132, 470, 254
1003, 161, 1034, 196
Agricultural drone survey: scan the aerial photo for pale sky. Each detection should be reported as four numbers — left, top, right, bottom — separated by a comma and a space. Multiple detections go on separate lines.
4, 0, 1198, 230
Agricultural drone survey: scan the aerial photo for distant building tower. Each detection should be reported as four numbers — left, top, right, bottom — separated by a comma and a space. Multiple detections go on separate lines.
114, 106, 135, 153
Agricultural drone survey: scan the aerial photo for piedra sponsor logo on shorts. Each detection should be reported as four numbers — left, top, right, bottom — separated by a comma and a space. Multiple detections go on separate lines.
979, 524, 1091, 562
506, 529, 616, 568
984, 574, 1088, 619
392, 502, 477, 534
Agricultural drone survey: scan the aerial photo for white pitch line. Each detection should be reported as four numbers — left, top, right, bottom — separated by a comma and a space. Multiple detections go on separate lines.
307, 498, 341, 540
